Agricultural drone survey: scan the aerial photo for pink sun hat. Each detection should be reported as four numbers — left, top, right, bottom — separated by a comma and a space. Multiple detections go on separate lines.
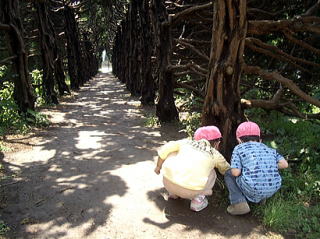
236, 121, 260, 138
194, 126, 222, 141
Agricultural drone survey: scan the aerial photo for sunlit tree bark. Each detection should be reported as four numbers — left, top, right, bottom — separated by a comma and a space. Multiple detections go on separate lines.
201, 0, 247, 157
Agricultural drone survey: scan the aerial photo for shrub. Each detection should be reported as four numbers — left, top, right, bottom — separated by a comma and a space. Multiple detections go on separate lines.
0, 220, 10, 235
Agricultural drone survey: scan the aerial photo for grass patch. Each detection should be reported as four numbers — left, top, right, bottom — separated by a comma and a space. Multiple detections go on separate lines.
0, 108, 50, 138
0, 142, 10, 152
0, 220, 10, 235
144, 113, 160, 127
254, 195, 320, 239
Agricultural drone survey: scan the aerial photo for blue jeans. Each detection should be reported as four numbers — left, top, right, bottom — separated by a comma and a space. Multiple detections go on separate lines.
224, 169, 247, 204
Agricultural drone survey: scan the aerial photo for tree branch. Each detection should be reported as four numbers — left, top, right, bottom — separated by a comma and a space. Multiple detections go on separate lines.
245, 38, 313, 73
241, 98, 281, 110
283, 30, 320, 56
247, 8, 286, 19
241, 98, 320, 119
169, 2, 213, 26
169, 62, 208, 75
176, 38, 211, 45
0, 55, 17, 64
174, 38, 210, 61
170, 62, 208, 78
247, 37, 320, 68
175, 82, 204, 97
248, 16, 320, 35
0, 23, 11, 31
302, 0, 320, 16
243, 64, 320, 108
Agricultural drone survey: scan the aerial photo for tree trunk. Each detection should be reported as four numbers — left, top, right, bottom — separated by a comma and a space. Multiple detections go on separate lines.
139, 0, 155, 106
202, 0, 247, 158
83, 33, 98, 78
127, 0, 140, 95
35, 2, 59, 104
122, 20, 130, 84
112, 29, 121, 77
151, 0, 178, 122
0, 0, 35, 113
64, 6, 84, 90
47, 4, 69, 96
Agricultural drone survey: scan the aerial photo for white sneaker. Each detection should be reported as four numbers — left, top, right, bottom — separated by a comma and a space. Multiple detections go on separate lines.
190, 195, 208, 212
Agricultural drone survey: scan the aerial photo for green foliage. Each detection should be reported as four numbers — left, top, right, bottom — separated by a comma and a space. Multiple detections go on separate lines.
0, 81, 25, 135
0, 220, 10, 235
144, 113, 160, 127
175, 75, 203, 113
268, 37, 283, 47
252, 111, 320, 171
24, 109, 50, 127
30, 69, 45, 106
311, 87, 320, 102
179, 112, 201, 137
0, 142, 10, 152
259, 195, 320, 239
65, 75, 71, 88
174, 85, 202, 137
0, 65, 7, 78
0, 105, 49, 137
280, 167, 320, 204
0, 69, 50, 137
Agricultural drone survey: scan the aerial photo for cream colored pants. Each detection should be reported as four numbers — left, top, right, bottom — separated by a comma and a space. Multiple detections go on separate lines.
163, 169, 217, 200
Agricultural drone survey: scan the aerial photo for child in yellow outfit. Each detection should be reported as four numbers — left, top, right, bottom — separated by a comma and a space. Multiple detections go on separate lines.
154, 126, 230, 211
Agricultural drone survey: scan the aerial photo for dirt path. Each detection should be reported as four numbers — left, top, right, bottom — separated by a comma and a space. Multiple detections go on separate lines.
1, 72, 284, 239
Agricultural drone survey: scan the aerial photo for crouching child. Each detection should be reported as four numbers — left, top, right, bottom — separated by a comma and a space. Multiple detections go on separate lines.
155, 126, 230, 212
225, 121, 288, 215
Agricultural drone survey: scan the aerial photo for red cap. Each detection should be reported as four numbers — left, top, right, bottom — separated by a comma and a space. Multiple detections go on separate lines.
194, 126, 222, 141
236, 121, 260, 138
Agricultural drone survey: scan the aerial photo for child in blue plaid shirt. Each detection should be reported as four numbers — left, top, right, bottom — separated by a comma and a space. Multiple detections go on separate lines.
224, 121, 288, 215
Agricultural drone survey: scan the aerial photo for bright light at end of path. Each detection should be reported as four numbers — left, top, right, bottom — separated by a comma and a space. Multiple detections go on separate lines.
100, 66, 112, 73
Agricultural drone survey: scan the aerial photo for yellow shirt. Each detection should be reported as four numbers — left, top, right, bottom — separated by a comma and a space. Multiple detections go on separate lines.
158, 139, 230, 190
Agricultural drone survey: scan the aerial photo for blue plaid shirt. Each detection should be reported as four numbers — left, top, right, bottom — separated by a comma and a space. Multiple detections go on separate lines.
231, 142, 284, 203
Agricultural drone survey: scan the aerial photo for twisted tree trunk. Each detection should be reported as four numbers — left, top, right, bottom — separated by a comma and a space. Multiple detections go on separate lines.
0, 0, 35, 113
64, 5, 84, 90
35, 2, 59, 104
127, 0, 140, 95
202, 0, 247, 158
151, 0, 178, 122
139, 0, 155, 105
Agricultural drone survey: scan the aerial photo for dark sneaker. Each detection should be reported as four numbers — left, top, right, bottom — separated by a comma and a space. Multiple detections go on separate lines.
227, 202, 250, 215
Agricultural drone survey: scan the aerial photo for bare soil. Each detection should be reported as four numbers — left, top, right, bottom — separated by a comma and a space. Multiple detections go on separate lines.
0, 72, 286, 239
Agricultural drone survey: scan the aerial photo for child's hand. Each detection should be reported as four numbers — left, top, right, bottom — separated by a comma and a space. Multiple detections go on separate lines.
278, 159, 289, 169
154, 166, 161, 175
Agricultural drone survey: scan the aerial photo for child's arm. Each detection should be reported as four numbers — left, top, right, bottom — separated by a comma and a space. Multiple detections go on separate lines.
154, 156, 165, 174
154, 140, 180, 174
230, 148, 242, 177
214, 153, 231, 175
275, 152, 289, 169
278, 159, 288, 169
231, 168, 241, 176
